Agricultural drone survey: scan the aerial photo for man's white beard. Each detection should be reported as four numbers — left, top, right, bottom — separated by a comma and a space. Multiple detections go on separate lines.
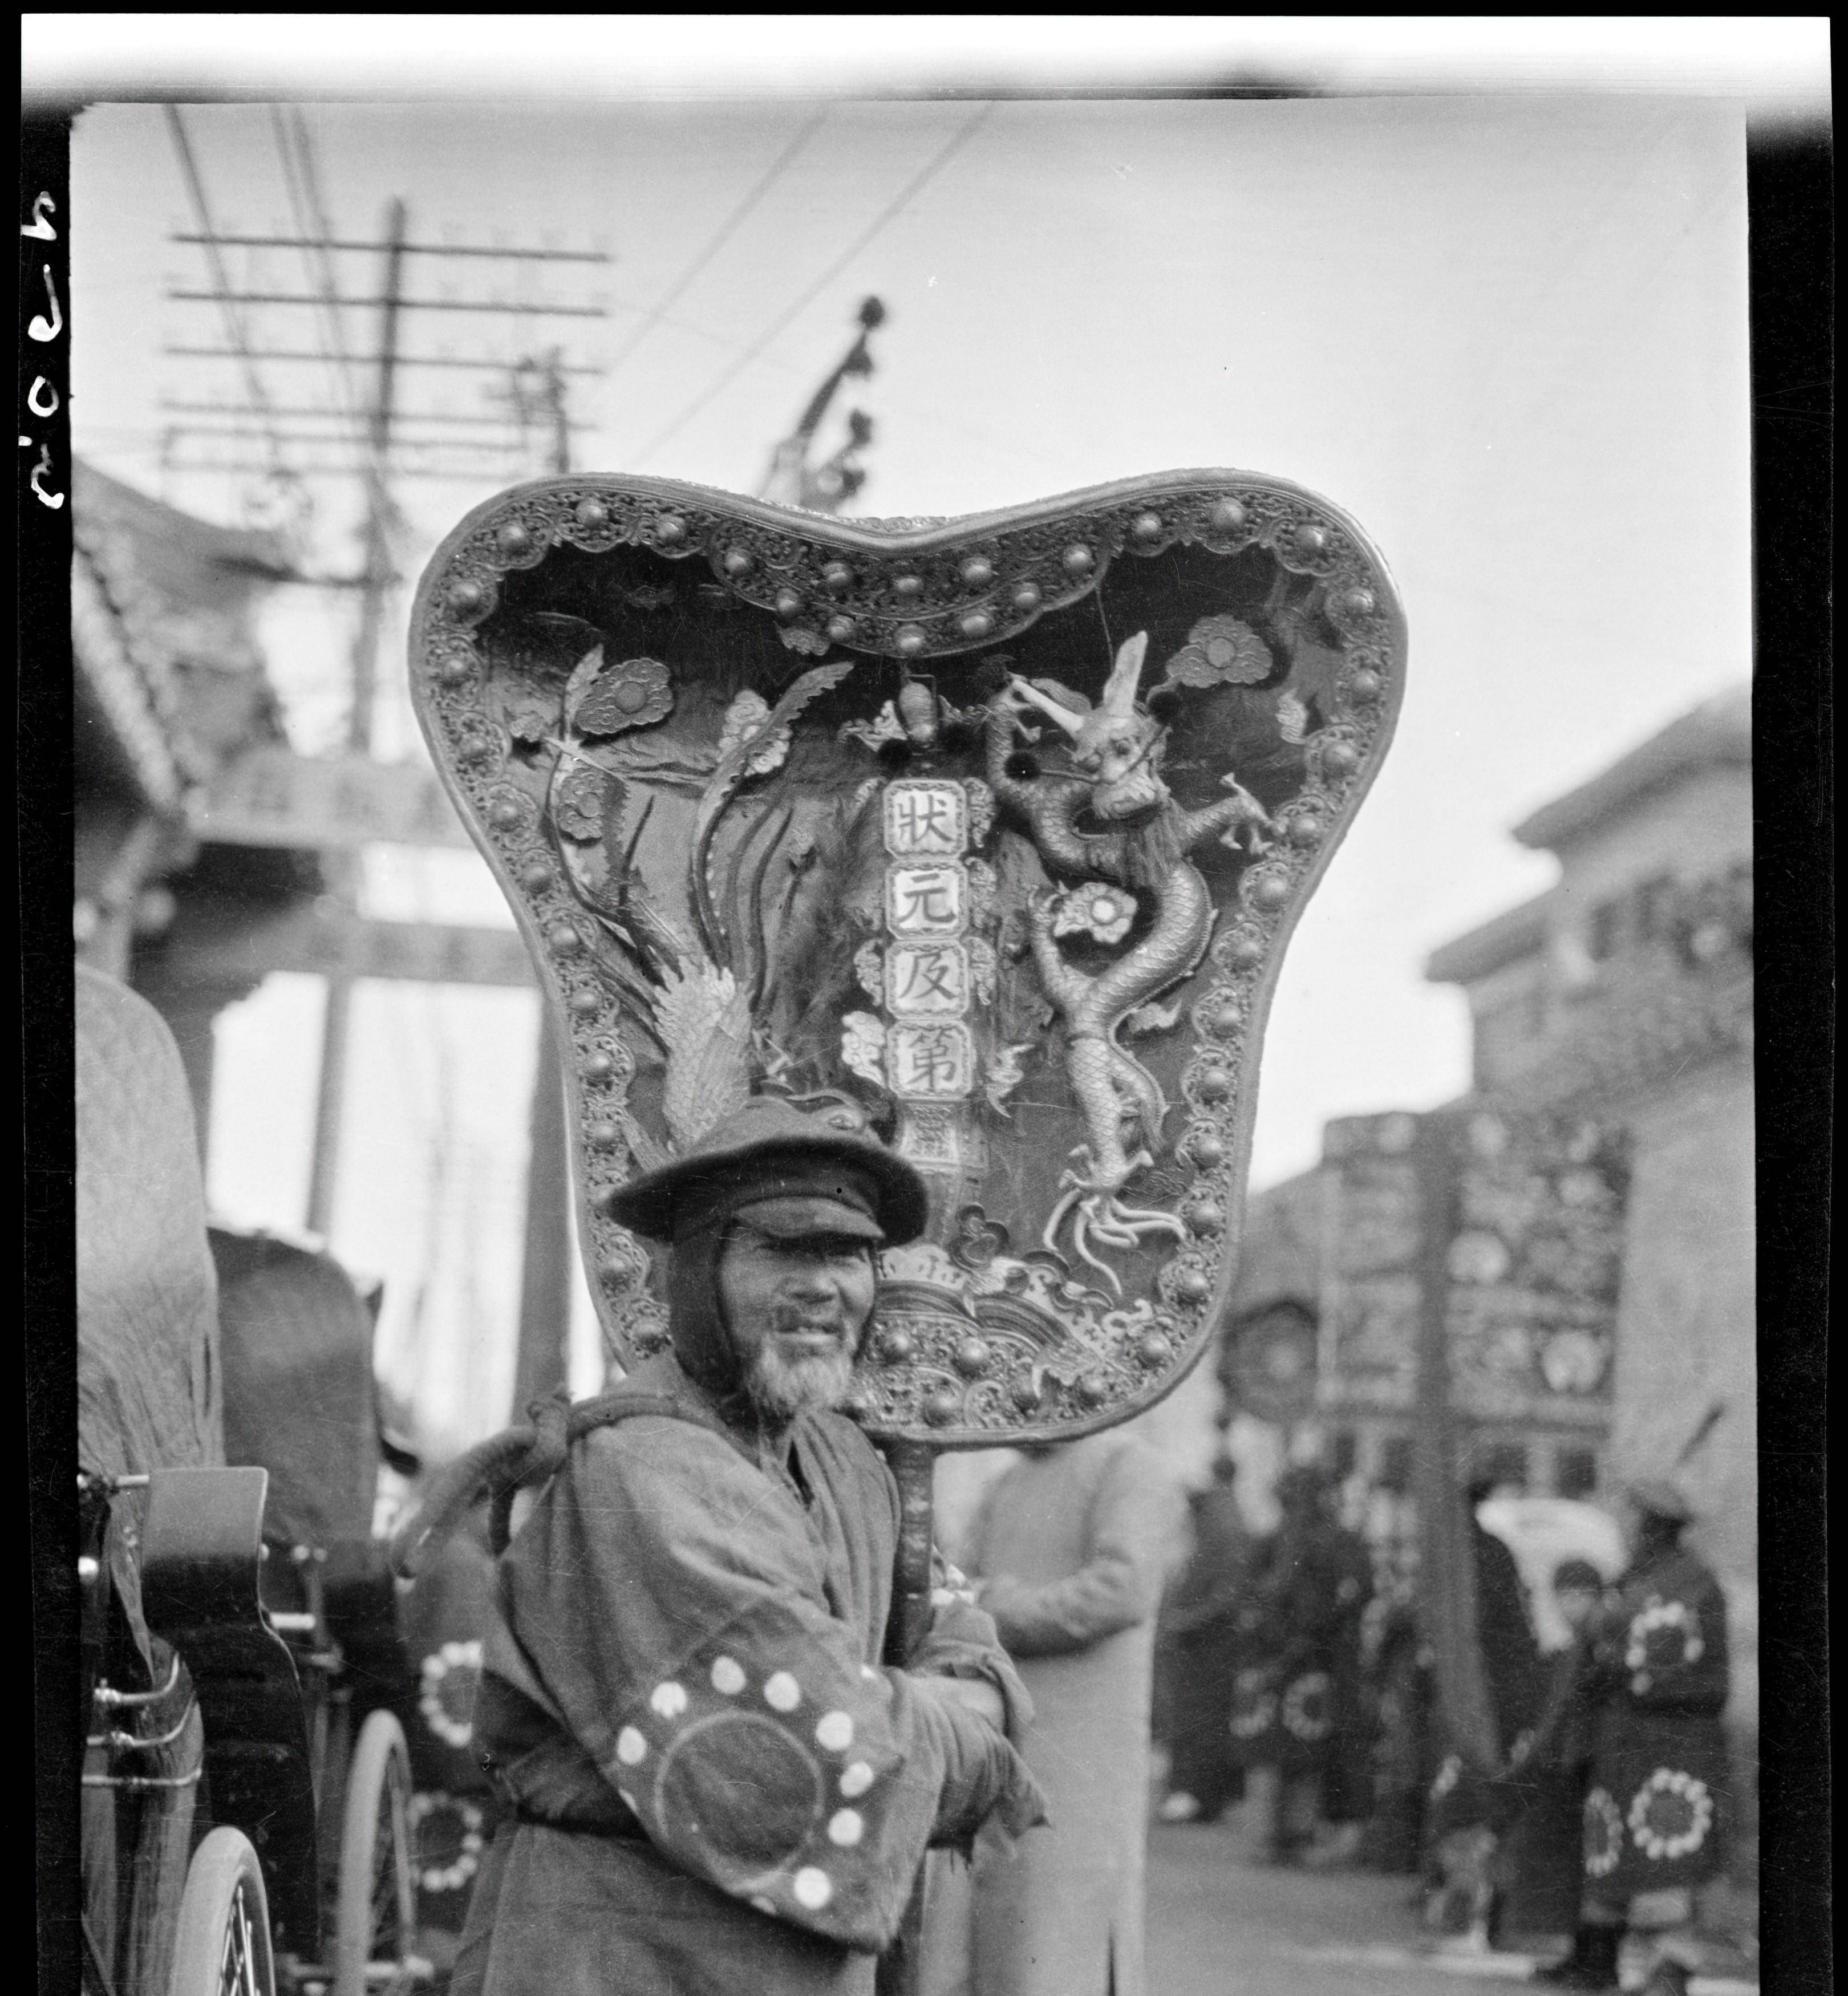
745, 1341, 856, 1422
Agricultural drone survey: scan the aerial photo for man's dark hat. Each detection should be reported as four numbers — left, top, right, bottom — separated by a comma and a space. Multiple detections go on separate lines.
1624, 1476, 1695, 1525
605, 1093, 929, 1247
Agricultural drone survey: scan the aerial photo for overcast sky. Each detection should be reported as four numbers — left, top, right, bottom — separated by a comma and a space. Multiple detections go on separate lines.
70, 91, 1752, 1446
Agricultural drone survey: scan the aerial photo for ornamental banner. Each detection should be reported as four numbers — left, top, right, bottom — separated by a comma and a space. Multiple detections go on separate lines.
409, 473, 1403, 1447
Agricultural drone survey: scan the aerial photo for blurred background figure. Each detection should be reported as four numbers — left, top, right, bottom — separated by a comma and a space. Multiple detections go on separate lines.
1421, 1459, 1546, 1952
1466, 1460, 1547, 1770
1497, 1558, 1611, 1945
1356, 1544, 1436, 1879
1154, 1454, 1261, 1827
1233, 1462, 1373, 1868
928, 1431, 1183, 1996
1535, 1480, 1731, 1996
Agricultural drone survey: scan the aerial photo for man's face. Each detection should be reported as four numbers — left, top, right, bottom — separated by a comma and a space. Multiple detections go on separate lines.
716, 1222, 878, 1422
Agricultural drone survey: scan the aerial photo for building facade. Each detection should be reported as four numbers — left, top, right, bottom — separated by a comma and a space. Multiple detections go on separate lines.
1219, 687, 1756, 1879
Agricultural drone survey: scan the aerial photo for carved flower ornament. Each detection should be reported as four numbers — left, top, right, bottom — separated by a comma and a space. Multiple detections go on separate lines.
840, 1012, 888, 1088
1051, 882, 1138, 946
574, 655, 674, 737
1164, 614, 1273, 689
719, 689, 796, 777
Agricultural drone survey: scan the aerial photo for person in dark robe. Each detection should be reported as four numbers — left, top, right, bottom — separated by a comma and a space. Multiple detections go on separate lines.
1359, 1581, 1435, 1875
1316, 1487, 1383, 1847
1497, 1559, 1609, 1942
1240, 1463, 1373, 1864
1534, 1482, 1731, 1996
1468, 1469, 1546, 1762
448, 1097, 1046, 1996
1156, 1454, 1261, 1825
1423, 1466, 1545, 1949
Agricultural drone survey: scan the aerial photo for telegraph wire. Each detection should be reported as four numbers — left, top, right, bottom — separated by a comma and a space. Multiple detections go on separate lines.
271, 107, 364, 426
631, 102, 995, 469
606, 106, 828, 381
163, 106, 293, 486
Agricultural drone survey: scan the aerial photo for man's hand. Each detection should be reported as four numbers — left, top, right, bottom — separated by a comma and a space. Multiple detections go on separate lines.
913, 1673, 1006, 1731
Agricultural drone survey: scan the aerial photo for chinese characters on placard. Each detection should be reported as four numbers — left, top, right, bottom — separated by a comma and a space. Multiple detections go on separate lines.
879, 781, 980, 1170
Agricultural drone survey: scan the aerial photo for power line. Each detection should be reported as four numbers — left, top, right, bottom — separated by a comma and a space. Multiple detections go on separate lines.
163, 400, 587, 431
631, 103, 993, 469
606, 106, 828, 381
165, 344, 605, 374
163, 425, 533, 452
169, 287, 609, 318
271, 108, 362, 422
163, 106, 292, 483
173, 230, 610, 263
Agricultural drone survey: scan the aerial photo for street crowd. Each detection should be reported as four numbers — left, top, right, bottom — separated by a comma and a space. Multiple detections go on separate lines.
392, 1098, 1736, 1996
1148, 1455, 1734, 1995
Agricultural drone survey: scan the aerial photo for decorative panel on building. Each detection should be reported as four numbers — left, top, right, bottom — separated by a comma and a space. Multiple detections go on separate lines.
1319, 1111, 1424, 1414
1434, 1105, 1632, 1431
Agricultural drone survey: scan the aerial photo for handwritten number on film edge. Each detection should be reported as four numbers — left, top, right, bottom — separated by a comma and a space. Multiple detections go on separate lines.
21, 193, 64, 509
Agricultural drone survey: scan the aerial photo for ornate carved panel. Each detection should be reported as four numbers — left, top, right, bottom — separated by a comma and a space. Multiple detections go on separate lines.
1438, 1105, 1632, 1427
408, 471, 1403, 1446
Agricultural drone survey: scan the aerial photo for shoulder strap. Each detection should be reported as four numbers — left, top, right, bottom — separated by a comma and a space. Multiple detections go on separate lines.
390, 1387, 745, 1579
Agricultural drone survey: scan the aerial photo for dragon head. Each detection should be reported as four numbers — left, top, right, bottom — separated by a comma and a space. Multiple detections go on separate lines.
1007, 632, 1172, 820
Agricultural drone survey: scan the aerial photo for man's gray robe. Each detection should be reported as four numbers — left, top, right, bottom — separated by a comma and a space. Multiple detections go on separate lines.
452, 1352, 1039, 1996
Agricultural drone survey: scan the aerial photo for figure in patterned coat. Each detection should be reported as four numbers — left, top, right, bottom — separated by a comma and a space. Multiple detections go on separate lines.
953, 1431, 1185, 1996
1156, 1454, 1263, 1824
1232, 1462, 1373, 1864
436, 1098, 1046, 1996
1535, 1480, 1732, 1996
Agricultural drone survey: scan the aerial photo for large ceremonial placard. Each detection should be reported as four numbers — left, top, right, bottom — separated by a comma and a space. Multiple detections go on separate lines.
409, 473, 1403, 1447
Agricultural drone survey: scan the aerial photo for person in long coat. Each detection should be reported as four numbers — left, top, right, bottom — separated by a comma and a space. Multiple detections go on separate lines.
1421, 1470, 1546, 1943
1496, 1557, 1609, 1940
1467, 1474, 1545, 1761
1156, 1455, 1262, 1824
440, 1098, 1045, 1996
1535, 1480, 1732, 1996
958, 1431, 1185, 1996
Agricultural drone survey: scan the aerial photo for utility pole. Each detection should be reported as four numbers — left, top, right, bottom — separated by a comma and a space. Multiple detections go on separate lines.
305, 197, 406, 1235
509, 346, 577, 1408
161, 154, 610, 1245
757, 295, 885, 513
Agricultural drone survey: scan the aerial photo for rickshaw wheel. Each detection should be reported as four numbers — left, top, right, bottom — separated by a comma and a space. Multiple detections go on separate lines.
168, 1827, 277, 1996
332, 1710, 419, 1996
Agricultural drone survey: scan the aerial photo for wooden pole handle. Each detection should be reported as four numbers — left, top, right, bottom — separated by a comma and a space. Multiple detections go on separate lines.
877, 1438, 938, 1995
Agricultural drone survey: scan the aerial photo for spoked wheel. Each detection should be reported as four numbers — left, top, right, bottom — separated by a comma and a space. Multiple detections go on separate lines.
168, 1827, 277, 1996
333, 1710, 422, 1996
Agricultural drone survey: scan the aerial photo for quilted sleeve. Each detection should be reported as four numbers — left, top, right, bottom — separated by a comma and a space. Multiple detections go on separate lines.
498, 1419, 1040, 1952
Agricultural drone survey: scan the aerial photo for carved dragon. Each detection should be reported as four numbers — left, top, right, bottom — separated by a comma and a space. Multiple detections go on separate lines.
986, 631, 1272, 1285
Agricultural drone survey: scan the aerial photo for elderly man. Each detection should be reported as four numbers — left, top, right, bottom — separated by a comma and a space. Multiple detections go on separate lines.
451, 1096, 1045, 1996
